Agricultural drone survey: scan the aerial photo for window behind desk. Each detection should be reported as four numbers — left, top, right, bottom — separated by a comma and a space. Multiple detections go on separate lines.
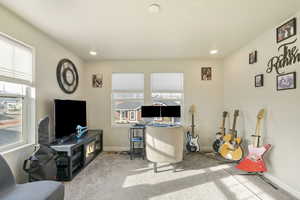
0, 33, 35, 152
112, 73, 144, 126
151, 73, 184, 125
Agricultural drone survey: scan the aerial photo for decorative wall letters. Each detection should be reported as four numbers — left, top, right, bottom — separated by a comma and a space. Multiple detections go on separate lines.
266, 39, 300, 75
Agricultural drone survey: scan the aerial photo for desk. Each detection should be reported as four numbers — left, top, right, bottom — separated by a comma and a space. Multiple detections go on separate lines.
145, 126, 183, 172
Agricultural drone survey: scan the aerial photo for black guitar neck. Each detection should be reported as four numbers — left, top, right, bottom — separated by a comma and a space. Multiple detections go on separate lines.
191, 113, 195, 137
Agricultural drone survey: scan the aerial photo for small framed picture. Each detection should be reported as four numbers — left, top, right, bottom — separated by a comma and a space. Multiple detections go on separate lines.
249, 51, 257, 64
92, 73, 103, 88
276, 18, 297, 43
201, 67, 212, 80
277, 72, 296, 91
255, 74, 264, 87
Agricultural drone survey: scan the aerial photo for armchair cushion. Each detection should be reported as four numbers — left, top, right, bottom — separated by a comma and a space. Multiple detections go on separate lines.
0, 154, 64, 200
0, 181, 64, 200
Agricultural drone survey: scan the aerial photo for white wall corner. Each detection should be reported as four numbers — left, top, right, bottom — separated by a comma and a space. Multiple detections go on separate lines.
264, 173, 300, 199
103, 145, 213, 153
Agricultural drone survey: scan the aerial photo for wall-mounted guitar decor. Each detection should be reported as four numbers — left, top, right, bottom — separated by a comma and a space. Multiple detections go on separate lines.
266, 38, 300, 75
56, 58, 79, 94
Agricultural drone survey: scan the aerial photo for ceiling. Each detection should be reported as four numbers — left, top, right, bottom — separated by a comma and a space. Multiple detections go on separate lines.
1, 0, 300, 61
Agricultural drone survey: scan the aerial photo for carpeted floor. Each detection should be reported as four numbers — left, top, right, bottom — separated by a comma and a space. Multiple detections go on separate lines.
64, 152, 297, 200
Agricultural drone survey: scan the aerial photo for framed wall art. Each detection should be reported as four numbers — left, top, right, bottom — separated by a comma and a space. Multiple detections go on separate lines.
276, 72, 296, 91
255, 74, 264, 87
249, 50, 257, 64
201, 67, 212, 80
276, 18, 297, 43
92, 73, 104, 88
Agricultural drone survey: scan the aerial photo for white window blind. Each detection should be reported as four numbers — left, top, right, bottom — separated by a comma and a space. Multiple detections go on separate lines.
151, 73, 183, 92
0, 34, 33, 84
112, 73, 144, 91
111, 73, 144, 126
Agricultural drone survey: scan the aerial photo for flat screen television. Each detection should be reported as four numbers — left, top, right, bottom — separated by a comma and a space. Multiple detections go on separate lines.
161, 106, 181, 117
141, 106, 161, 117
54, 99, 87, 139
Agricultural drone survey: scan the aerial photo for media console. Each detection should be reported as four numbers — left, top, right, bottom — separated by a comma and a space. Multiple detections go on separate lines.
50, 129, 103, 181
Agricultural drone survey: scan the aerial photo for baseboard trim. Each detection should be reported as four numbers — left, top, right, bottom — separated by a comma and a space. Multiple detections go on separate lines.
103, 146, 129, 152
200, 146, 213, 153
264, 173, 300, 199
104, 146, 212, 153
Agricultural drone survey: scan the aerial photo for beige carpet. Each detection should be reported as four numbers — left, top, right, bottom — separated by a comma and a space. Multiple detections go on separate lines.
64, 152, 297, 200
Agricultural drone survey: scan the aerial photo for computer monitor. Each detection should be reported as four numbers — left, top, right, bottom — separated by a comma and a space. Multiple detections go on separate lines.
141, 106, 161, 118
161, 106, 181, 117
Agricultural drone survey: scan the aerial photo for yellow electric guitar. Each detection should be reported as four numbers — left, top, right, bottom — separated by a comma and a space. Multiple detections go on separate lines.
219, 110, 243, 161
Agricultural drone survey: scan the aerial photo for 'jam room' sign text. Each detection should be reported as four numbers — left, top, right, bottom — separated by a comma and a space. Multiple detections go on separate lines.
267, 38, 300, 74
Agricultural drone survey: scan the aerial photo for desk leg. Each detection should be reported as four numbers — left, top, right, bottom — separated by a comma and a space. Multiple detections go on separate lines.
171, 163, 177, 172
153, 162, 157, 173
143, 128, 145, 160
130, 129, 133, 160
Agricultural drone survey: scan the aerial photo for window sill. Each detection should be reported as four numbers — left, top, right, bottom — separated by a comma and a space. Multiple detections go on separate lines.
111, 124, 133, 128
1, 143, 35, 155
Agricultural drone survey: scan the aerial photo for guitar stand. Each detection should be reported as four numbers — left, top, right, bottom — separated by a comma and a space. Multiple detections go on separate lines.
239, 172, 278, 190
202, 152, 238, 165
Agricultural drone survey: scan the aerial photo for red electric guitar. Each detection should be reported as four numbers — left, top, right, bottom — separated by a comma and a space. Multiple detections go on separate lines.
236, 109, 271, 173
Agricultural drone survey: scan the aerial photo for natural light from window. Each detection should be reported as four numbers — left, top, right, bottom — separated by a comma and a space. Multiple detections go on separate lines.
151, 73, 184, 125
0, 33, 35, 151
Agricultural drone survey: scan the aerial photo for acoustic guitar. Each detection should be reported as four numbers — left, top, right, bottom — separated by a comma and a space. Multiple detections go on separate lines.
212, 111, 228, 153
236, 109, 272, 172
219, 110, 243, 161
186, 105, 200, 152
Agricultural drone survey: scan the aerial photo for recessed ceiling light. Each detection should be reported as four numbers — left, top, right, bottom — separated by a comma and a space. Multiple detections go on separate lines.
210, 50, 218, 55
148, 3, 161, 13
89, 51, 97, 56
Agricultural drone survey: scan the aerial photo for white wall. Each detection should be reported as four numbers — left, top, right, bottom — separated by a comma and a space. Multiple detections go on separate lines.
84, 60, 224, 151
0, 5, 84, 183
224, 12, 300, 196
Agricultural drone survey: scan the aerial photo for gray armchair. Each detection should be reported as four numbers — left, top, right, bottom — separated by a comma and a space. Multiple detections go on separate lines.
0, 154, 64, 200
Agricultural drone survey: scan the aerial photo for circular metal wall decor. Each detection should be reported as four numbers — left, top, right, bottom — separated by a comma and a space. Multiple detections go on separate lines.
56, 58, 79, 94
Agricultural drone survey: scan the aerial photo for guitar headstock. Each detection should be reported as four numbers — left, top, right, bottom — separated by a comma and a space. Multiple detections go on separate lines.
257, 109, 265, 120
223, 111, 228, 118
234, 110, 239, 117
189, 104, 197, 114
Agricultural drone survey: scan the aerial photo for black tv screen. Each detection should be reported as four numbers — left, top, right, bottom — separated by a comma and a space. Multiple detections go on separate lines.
54, 99, 87, 139
161, 106, 181, 117
141, 106, 161, 117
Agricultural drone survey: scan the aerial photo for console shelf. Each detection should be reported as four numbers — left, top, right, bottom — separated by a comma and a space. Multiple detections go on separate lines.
51, 130, 103, 181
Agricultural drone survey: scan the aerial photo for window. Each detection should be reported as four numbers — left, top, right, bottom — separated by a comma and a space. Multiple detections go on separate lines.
112, 73, 144, 125
151, 73, 184, 124
121, 111, 127, 120
0, 33, 34, 151
129, 111, 136, 121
